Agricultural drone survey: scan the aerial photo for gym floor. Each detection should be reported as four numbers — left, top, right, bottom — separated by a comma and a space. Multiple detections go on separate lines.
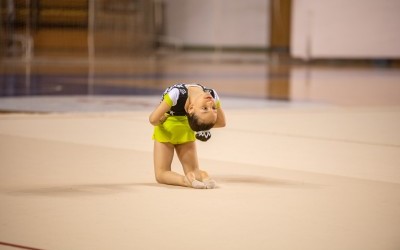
0, 52, 399, 250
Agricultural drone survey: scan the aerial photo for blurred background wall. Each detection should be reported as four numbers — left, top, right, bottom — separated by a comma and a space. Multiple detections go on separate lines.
162, 0, 269, 49
1, 0, 399, 60
291, 0, 400, 59
0, 0, 156, 59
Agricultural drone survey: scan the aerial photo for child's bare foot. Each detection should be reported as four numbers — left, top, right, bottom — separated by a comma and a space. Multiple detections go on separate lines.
184, 172, 206, 189
199, 170, 217, 189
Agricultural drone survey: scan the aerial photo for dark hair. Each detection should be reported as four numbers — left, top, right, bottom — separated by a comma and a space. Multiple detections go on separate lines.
187, 113, 214, 141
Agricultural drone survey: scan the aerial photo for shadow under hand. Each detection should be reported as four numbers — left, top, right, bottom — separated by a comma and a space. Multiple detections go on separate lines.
214, 175, 320, 189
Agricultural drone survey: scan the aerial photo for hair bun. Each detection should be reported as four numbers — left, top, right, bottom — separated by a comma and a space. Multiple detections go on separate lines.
195, 130, 211, 141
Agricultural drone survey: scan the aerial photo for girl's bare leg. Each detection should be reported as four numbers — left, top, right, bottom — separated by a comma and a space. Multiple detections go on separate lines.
175, 142, 216, 188
153, 141, 187, 187
175, 142, 200, 176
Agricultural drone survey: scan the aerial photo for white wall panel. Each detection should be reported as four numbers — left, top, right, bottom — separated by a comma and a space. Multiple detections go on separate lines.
291, 0, 400, 59
163, 0, 269, 48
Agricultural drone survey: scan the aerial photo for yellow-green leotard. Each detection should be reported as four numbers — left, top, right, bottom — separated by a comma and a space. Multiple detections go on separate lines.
152, 83, 220, 145
152, 91, 195, 144
152, 115, 196, 144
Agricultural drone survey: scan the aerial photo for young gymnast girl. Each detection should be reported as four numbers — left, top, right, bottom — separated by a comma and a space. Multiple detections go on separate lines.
149, 83, 226, 189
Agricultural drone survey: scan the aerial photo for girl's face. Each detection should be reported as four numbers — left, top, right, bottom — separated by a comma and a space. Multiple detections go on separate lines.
188, 92, 218, 124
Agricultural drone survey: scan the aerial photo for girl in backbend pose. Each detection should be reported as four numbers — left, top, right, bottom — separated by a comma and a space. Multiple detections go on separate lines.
149, 83, 226, 189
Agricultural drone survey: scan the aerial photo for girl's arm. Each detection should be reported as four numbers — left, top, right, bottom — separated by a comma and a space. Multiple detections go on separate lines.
213, 106, 226, 128
149, 100, 171, 126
